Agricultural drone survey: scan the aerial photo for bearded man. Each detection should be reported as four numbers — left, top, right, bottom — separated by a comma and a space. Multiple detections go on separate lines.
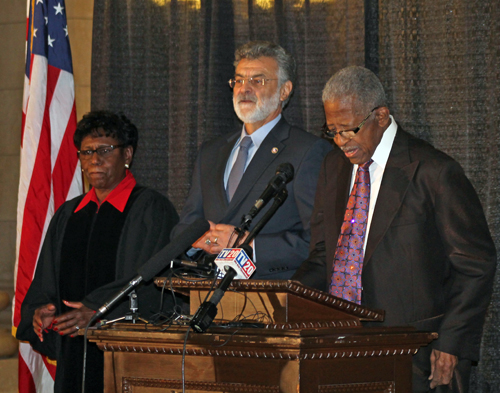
171, 41, 331, 279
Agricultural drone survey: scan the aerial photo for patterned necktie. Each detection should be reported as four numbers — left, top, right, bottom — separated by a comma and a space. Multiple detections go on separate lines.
329, 159, 373, 304
227, 136, 253, 201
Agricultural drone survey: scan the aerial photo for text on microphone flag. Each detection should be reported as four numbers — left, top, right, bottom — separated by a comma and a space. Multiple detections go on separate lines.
215, 248, 256, 279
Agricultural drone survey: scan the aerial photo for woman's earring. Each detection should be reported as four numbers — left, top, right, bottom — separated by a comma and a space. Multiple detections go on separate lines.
125, 164, 130, 169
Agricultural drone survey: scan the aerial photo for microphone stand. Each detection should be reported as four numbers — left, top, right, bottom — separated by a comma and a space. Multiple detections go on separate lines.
190, 189, 288, 333
97, 290, 149, 327
189, 246, 249, 333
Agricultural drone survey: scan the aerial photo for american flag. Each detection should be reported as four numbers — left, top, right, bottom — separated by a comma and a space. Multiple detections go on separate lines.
13, 0, 82, 391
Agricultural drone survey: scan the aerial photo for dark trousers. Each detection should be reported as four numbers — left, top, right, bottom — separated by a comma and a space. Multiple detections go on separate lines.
413, 346, 472, 393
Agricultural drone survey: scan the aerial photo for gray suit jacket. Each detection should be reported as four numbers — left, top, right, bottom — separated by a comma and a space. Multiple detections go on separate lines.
293, 128, 496, 361
172, 118, 332, 279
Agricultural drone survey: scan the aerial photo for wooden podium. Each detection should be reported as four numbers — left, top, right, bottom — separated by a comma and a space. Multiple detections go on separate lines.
88, 279, 436, 392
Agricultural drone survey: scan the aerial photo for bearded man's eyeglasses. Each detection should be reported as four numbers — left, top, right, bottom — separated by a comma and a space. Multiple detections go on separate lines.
229, 77, 278, 89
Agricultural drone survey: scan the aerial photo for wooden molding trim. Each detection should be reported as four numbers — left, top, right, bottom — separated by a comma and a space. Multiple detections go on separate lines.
100, 342, 419, 360
123, 377, 280, 392
319, 381, 395, 392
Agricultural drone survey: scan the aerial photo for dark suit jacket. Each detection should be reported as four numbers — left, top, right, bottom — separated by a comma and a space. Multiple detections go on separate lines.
293, 128, 496, 361
172, 117, 332, 280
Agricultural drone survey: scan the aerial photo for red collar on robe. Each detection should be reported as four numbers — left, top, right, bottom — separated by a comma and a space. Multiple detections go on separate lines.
74, 170, 137, 213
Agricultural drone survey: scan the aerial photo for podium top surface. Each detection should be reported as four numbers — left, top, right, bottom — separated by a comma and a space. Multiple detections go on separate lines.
155, 278, 384, 322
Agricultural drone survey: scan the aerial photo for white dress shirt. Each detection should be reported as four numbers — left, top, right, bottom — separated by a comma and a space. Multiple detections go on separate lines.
349, 116, 398, 251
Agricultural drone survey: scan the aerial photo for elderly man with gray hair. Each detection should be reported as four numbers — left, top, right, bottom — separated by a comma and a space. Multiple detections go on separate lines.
172, 41, 331, 279
293, 66, 496, 392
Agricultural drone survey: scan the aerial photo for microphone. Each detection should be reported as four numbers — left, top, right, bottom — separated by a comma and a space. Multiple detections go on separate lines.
190, 244, 254, 333
170, 257, 214, 273
243, 163, 294, 225
138, 218, 210, 281
190, 184, 290, 333
89, 218, 210, 324
214, 247, 256, 279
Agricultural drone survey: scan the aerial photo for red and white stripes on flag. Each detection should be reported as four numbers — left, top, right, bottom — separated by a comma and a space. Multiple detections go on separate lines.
13, 0, 82, 391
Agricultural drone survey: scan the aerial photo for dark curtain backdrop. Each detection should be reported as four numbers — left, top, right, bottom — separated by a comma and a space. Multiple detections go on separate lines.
91, 0, 364, 209
376, 2, 500, 390
91, 0, 499, 390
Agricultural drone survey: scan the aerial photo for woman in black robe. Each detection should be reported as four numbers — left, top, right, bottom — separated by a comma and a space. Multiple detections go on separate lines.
16, 111, 179, 392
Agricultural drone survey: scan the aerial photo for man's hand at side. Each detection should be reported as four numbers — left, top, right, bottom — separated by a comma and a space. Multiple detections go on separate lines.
429, 349, 458, 389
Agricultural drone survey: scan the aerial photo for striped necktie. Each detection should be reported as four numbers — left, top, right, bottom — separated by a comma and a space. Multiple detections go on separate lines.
227, 136, 253, 201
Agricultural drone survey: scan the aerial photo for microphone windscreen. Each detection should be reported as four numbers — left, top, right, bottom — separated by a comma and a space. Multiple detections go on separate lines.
276, 162, 294, 182
137, 218, 210, 281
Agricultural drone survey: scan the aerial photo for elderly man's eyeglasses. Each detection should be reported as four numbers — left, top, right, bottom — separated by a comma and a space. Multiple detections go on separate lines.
229, 77, 278, 89
322, 106, 381, 139
78, 145, 124, 159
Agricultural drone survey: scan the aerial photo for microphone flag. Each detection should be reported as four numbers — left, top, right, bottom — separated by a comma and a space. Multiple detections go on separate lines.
215, 248, 256, 279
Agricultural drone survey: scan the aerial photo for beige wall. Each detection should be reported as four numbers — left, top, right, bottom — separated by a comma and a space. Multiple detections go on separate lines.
0, 0, 94, 330
0, 0, 26, 328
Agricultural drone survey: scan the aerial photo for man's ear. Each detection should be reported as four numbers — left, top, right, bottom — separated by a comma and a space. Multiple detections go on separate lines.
279, 80, 293, 103
375, 106, 391, 127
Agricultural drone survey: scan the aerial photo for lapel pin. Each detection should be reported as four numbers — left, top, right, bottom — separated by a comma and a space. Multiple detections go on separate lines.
271, 147, 279, 154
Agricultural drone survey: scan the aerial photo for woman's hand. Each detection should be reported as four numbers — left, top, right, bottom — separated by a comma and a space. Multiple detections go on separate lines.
33, 303, 57, 342
52, 301, 96, 337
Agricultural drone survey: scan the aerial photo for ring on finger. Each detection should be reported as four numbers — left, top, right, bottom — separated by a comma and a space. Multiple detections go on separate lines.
213, 237, 218, 245
75, 325, 80, 330
205, 238, 211, 245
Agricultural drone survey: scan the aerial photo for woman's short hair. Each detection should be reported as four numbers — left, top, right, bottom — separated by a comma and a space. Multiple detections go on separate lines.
234, 41, 296, 107
73, 111, 138, 156
322, 66, 387, 115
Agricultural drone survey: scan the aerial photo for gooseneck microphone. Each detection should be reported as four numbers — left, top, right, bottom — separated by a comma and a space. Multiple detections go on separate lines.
245, 187, 288, 246
242, 163, 294, 227
88, 218, 210, 325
